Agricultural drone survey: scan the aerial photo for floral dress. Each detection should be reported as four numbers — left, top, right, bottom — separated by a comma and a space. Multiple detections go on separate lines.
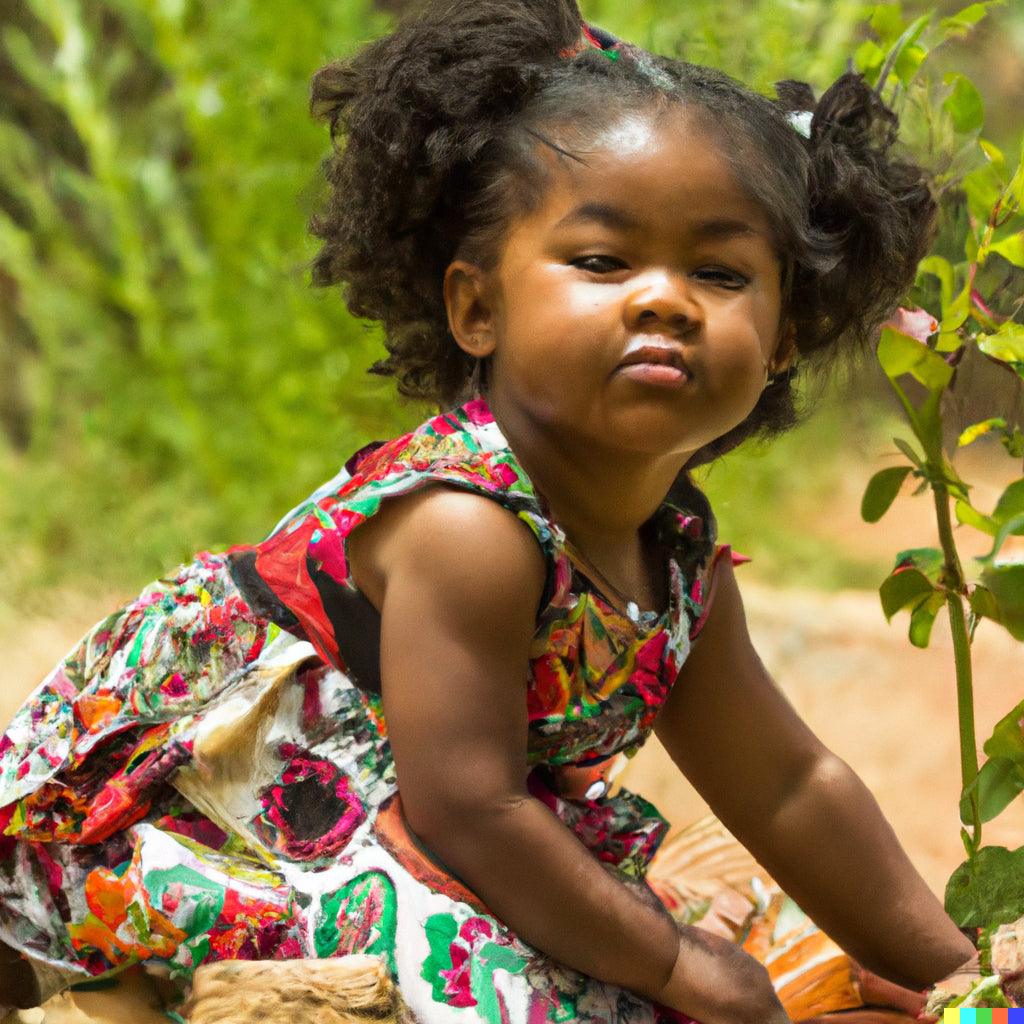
0, 397, 879, 1023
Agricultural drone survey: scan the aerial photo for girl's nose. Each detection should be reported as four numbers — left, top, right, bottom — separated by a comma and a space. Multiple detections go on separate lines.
625, 273, 701, 332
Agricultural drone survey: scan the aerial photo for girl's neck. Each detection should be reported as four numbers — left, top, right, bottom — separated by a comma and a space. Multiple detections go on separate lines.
484, 390, 687, 563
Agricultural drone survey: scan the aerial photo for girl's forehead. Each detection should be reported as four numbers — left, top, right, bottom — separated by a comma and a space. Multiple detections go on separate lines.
528, 110, 774, 239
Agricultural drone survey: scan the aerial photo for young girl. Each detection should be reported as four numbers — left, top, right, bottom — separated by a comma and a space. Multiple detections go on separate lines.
0, 1, 979, 1021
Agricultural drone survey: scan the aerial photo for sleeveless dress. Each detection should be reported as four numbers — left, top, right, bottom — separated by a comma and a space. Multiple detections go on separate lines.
0, 397, 901, 1023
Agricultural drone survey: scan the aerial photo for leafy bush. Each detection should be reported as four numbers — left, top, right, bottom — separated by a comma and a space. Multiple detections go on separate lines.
853, 1, 1024, 1007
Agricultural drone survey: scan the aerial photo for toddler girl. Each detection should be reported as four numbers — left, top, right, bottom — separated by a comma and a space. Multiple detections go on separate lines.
0, 1, 978, 1021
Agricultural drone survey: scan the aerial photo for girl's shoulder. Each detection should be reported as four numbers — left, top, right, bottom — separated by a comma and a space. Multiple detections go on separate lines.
224, 396, 730, 673
224, 398, 562, 670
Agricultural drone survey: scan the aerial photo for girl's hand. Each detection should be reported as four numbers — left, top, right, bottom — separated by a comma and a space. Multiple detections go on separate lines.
916, 950, 982, 1023
848, 958, 931, 1017
652, 926, 792, 1024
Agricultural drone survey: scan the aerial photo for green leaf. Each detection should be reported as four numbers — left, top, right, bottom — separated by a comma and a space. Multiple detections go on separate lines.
960, 757, 1024, 824
870, 3, 905, 43
980, 138, 1006, 173
940, 1, 1004, 40
981, 332, 1024, 367
895, 44, 926, 85
938, 456, 971, 500
918, 256, 954, 309
979, 561, 1024, 639
879, 568, 936, 621
983, 696, 1024, 762
959, 417, 1008, 447
980, 513, 1024, 564
877, 327, 954, 389
956, 499, 998, 536
960, 481, 1024, 544
990, 232, 1024, 268
941, 281, 973, 334
894, 546, 945, 580
978, 322, 1024, 380
1005, 145, 1024, 217
944, 844, 1024, 929
969, 584, 1001, 621
861, 466, 912, 522
993, 479, 1024, 526
943, 73, 985, 134
1004, 428, 1024, 459
874, 13, 932, 96
854, 38, 886, 75
909, 590, 944, 648
893, 437, 925, 467
963, 163, 1005, 228
883, 373, 943, 460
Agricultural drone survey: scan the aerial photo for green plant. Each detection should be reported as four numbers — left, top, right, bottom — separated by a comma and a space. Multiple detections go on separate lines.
856, 0, 1024, 1002
0, 0, 909, 609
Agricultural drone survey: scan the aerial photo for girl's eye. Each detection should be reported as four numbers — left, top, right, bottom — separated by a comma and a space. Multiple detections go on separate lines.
694, 267, 749, 289
571, 255, 629, 274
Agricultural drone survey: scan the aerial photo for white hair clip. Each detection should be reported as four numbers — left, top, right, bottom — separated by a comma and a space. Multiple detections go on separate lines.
788, 109, 813, 139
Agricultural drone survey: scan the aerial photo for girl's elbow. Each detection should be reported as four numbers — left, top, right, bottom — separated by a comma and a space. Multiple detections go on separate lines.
400, 784, 528, 857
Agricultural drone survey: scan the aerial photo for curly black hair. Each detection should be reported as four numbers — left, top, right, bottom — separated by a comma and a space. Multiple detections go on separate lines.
308, 0, 936, 468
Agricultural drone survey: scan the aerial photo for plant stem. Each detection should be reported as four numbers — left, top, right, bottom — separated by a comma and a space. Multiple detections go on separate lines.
933, 482, 982, 854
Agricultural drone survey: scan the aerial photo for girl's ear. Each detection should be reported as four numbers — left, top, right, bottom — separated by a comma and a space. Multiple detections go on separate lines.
444, 260, 498, 359
770, 321, 798, 375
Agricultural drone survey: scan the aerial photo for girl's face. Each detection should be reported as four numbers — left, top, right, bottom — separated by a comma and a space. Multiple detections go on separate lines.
448, 106, 793, 465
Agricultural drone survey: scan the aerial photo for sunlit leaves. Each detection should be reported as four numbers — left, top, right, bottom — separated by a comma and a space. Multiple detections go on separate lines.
872, 12, 932, 90
870, 3, 906, 42
877, 328, 954, 389
939, 1, 1003, 37
989, 233, 1024, 268
943, 73, 984, 134
978, 323, 1024, 381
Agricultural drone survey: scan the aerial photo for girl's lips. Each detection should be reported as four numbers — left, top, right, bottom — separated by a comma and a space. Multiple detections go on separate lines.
615, 362, 690, 387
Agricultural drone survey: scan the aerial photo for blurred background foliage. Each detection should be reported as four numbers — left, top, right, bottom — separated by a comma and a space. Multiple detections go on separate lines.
1, 0, 1022, 613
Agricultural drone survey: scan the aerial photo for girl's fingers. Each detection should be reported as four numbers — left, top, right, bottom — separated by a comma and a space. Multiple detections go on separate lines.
849, 961, 928, 1016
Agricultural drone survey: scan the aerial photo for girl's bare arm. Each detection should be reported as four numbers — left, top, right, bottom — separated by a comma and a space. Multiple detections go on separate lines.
349, 488, 676, 995
347, 488, 787, 1022
654, 555, 977, 991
